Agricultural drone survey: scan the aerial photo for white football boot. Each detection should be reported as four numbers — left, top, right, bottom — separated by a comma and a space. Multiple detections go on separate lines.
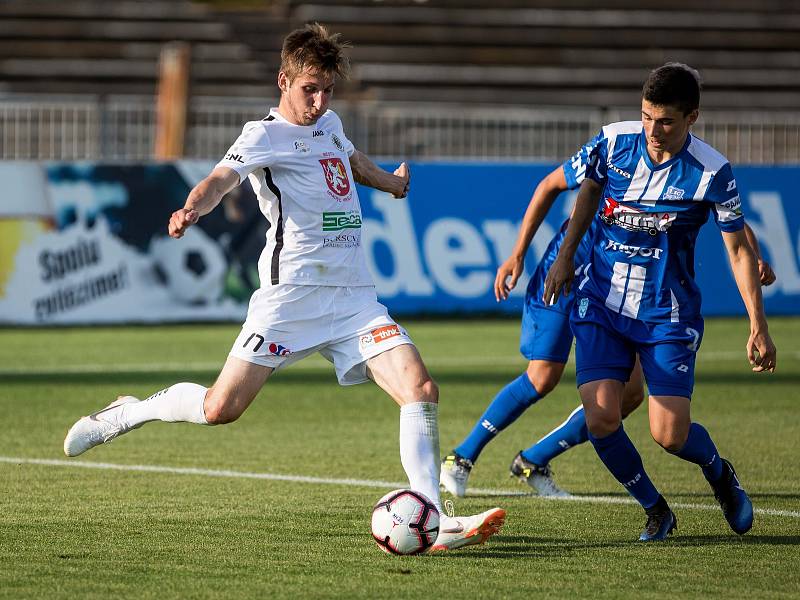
429, 506, 506, 552
63, 396, 141, 457
440, 454, 473, 497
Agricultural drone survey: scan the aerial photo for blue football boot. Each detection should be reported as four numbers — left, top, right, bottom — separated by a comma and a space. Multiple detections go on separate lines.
711, 458, 754, 535
639, 495, 677, 541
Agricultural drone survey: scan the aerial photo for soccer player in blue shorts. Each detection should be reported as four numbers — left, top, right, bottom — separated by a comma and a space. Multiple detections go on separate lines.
543, 63, 776, 540
440, 151, 773, 499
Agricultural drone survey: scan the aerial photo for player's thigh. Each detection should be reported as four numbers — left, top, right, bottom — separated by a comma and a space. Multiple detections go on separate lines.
520, 305, 573, 364
648, 395, 691, 451
621, 355, 646, 417
365, 343, 437, 406
206, 355, 273, 423
578, 378, 626, 436
636, 321, 702, 401
571, 300, 636, 390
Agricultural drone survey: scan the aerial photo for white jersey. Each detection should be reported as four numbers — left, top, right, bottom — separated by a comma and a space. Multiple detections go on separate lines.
215, 108, 374, 288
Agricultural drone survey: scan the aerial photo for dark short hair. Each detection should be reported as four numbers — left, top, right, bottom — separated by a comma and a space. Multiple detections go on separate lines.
280, 22, 350, 81
642, 63, 702, 115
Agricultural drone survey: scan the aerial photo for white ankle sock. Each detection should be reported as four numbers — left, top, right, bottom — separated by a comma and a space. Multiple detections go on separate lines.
399, 402, 442, 513
121, 382, 209, 428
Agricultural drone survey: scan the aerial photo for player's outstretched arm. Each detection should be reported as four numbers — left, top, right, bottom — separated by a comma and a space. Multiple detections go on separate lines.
721, 228, 777, 373
743, 222, 777, 286
495, 166, 569, 301
169, 167, 240, 239
349, 150, 409, 198
542, 178, 601, 305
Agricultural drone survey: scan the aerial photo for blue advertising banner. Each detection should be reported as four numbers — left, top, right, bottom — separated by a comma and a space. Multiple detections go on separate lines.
364, 163, 799, 317
1, 161, 797, 324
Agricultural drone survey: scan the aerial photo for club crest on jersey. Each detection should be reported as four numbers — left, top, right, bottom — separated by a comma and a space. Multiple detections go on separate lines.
578, 297, 589, 318
320, 158, 351, 199
663, 186, 685, 200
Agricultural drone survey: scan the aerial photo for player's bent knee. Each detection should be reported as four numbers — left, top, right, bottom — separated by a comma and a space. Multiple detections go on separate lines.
526, 361, 564, 396
584, 411, 620, 438
203, 391, 247, 425
651, 429, 688, 453
418, 378, 439, 404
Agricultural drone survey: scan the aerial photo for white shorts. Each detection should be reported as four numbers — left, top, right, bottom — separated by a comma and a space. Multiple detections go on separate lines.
229, 285, 414, 385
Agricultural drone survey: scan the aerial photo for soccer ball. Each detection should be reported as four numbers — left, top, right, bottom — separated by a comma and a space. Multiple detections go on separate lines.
150, 227, 227, 305
371, 489, 440, 555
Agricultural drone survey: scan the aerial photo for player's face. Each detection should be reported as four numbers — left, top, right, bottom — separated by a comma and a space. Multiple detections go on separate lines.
278, 69, 336, 126
641, 100, 698, 158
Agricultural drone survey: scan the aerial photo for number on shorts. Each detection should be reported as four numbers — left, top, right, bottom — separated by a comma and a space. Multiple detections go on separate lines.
243, 333, 265, 352
685, 327, 700, 352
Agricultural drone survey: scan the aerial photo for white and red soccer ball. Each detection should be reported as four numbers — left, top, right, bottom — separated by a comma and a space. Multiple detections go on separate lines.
371, 489, 440, 555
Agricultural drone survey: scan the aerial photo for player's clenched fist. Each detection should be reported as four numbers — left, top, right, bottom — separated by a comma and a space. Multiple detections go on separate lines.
393, 162, 410, 199
168, 208, 199, 239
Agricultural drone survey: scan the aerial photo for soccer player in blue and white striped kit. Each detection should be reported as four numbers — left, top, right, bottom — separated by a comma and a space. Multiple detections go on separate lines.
543, 63, 776, 540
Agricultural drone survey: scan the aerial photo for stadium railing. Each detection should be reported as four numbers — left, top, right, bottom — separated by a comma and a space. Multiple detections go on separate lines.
2, 96, 799, 164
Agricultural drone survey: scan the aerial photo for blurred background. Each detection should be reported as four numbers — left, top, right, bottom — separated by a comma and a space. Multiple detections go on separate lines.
1, 0, 799, 325
2, 0, 800, 162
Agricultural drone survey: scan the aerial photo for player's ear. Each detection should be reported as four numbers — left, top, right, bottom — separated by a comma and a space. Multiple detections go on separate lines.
687, 109, 699, 127
277, 71, 289, 93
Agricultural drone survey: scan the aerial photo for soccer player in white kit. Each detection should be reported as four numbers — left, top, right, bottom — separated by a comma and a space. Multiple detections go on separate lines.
63, 23, 505, 552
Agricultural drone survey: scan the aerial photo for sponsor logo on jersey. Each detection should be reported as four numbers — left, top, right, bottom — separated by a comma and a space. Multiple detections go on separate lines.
604, 239, 664, 259
677, 364, 689, 372
359, 324, 402, 348
312, 130, 325, 138
224, 152, 244, 163
294, 140, 311, 153
267, 342, 291, 356
578, 297, 589, 318
320, 158, 351, 197
727, 179, 737, 192
721, 195, 742, 215
323, 211, 362, 231
607, 162, 632, 178
601, 198, 676, 235
323, 233, 360, 248
331, 133, 345, 152
663, 186, 685, 200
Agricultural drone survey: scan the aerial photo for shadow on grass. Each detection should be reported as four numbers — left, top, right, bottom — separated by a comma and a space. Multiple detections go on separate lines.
3, 370, 800, 387
432, 534, 800, 558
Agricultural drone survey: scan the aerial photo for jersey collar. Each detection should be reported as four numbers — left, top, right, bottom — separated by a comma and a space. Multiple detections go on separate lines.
640, 130, 693, 171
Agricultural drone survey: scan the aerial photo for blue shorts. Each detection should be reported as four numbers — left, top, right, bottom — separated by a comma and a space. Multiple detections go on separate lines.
571, 297, 703, 399
520, 304, 574, 363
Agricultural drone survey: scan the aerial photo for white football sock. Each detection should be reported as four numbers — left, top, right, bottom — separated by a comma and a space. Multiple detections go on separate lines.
399, 402, 442, 513
121, 382, 209, 428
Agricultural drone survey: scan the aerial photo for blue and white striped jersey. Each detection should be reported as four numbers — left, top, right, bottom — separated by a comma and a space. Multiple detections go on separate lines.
571, 121, 744, 324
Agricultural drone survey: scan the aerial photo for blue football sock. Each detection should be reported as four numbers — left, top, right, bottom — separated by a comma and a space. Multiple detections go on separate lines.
672, 422, 724, 483
589, 425, 661, 509
454, 373, 541, 463
521, 405, 588, 466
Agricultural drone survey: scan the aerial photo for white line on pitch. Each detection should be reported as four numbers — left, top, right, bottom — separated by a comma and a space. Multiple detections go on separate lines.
2, 456, 798, 519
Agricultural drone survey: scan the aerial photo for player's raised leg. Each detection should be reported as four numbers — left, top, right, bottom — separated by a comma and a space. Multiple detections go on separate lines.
367, 343, 505, 551
64, 356, 272, 457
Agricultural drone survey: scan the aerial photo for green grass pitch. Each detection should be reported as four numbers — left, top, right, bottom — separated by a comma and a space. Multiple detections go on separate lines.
1, 318, 798, 599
